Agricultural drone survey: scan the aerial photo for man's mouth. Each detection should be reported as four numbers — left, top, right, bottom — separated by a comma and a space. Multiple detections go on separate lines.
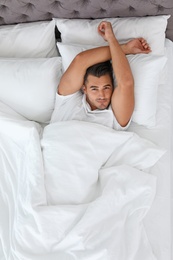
97, 98, 107, 102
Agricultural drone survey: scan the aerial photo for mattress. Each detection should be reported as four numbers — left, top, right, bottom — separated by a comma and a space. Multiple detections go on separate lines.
128, 38, 173, 260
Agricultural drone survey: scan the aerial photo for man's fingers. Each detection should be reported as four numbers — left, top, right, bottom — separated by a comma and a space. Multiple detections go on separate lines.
142, 50, 151, 54
98, 22, 106, 36
138, 38, 151, 51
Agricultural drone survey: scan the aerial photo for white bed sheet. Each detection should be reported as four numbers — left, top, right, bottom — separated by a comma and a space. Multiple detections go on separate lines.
0, 114, 162, 260
128, 38, 173, 260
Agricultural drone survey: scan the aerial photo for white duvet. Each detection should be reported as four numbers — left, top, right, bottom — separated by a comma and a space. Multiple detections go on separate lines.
0, 108, 165, 260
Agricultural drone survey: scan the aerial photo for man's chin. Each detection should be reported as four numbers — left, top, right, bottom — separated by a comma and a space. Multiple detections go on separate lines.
97, 104, 109, 110
90, 100, 110, 110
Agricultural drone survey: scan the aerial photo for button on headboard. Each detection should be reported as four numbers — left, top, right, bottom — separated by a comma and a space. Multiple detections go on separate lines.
0, 0, 173, 41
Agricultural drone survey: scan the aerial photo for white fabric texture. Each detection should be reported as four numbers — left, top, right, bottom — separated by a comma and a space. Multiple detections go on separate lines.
127, 39, 173, 260
0, 20, 58, 58
0, 57, 62, 123
0, 115, 163, 260
0, 100, 27, 122
57, 42, 167, 127
128, 54, 167, 126
55, 15, 170, 55
50, 91, 131, 130
42, 121, 164, 205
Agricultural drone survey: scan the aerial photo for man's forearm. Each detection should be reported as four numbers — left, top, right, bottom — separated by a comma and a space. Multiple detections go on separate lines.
78, 46, 111, 70
108, 37, 133, 87
78, 43, 128, 71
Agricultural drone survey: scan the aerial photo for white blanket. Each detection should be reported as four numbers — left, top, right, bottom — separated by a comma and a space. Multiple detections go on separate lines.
0, 115, 165, 260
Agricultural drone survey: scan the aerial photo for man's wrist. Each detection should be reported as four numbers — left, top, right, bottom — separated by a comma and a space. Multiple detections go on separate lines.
121, 44, 130, 55
107, 34, 117, 45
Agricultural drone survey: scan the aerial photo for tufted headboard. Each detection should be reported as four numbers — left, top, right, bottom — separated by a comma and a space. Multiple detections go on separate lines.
0, 0, 173, 41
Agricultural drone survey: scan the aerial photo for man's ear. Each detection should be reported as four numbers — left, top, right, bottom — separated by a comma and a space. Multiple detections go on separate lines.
82, 85, 87, 94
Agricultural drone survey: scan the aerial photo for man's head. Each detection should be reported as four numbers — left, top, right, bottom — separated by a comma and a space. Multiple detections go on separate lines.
83, 61, 114, 110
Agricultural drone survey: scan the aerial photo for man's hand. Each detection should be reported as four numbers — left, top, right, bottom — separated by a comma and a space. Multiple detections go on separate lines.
122, 38, 151, 55
98, 21, 115, 43
98, 21, 151, 55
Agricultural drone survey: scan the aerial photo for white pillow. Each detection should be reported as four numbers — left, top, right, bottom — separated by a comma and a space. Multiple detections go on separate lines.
0, 57, 62, 123
128, 54, 167, 126
57, 42, 167, 127
54, 16, 170, 55
57, 43, 93, 71
0, 20, 58, 58
0, 100, 26, 121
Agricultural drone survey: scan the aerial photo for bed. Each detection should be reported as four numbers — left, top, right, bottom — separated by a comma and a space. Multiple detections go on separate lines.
0, 1, 173, 260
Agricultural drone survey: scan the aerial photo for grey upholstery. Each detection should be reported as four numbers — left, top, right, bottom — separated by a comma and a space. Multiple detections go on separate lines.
0, 0, 173, 41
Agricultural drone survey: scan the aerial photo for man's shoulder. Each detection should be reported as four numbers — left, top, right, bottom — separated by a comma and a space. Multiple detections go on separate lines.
56, 90, 83, 102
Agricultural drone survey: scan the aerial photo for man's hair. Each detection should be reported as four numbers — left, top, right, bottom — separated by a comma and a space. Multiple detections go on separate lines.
83, 60, 114, 86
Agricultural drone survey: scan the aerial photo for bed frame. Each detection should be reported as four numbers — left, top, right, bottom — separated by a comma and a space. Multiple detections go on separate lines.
0, 0, 173, 41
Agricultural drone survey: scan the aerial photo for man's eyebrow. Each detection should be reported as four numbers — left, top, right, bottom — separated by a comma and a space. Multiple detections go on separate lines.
90, 85, 99, 88
103, 84, 112, 87
90, 84, 112, 89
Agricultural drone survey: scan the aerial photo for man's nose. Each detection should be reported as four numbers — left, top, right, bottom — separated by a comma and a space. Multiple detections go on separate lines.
98, 90, 105, 98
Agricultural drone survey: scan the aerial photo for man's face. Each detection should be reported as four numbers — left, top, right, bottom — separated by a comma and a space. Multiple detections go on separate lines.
83, 74, 113, 110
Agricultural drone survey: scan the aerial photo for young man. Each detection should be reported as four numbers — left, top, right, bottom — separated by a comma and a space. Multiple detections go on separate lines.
51, 21, 151, 130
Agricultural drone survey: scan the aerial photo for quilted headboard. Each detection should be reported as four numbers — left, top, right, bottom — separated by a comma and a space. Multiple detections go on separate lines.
0, 0, 173, 41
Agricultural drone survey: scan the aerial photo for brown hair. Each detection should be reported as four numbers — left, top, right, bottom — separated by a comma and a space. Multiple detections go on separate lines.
84, 60, 114, 86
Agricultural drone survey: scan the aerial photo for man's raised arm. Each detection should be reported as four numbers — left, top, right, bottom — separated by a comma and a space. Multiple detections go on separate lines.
98, 21, 135, 127
58, 23, 151, 97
